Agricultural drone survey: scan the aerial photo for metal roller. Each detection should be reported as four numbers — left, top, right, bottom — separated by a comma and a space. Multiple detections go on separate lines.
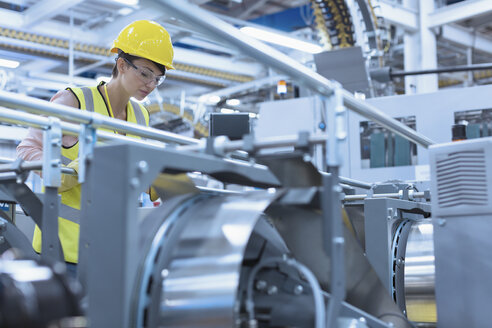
128, 190, 413, 328
393, 220, 436, 326
404, 222, 436, 325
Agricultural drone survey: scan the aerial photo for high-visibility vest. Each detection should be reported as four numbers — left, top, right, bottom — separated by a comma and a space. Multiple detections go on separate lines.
33, 83, 149, 263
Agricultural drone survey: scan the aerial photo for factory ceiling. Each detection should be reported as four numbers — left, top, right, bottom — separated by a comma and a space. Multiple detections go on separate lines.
0, 0, 491, 132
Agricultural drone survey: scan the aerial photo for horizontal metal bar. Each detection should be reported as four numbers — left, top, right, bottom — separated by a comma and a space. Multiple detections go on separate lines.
0, 156, 14, 164
338, 176, 372, 190
157, 0, 436, 149
177, 134, 329, 153
0, 160, 76, 175
343, 191, 427, 201
0, 107, 167, 150
391, 62, 492, 77
0, 90, 199, 145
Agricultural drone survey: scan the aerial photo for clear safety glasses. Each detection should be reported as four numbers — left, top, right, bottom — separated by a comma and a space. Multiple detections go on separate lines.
123, 58, 166, 86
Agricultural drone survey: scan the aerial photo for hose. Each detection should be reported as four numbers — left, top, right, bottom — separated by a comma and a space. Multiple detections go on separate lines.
245, 257, 325, 328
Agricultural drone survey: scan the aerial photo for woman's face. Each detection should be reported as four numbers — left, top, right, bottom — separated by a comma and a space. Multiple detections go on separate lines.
121, 57, 164, 100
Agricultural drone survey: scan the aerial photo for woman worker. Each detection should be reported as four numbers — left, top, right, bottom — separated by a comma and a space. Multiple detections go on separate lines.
16, 20, 174, 274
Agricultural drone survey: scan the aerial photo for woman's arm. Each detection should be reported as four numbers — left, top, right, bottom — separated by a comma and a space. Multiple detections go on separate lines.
16, 90, 80, 161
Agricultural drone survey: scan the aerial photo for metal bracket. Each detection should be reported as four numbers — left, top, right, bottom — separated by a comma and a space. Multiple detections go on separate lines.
41, 117, 64, 263
324, 83, 347, 168
42, 117, 62, 188
78, 123, 97, 183
322, 83, 349, 327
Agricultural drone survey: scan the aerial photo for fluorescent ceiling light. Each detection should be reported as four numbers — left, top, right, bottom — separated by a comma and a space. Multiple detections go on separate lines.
112, 0, 138, 5
240, 26, 323, 54
117, 7, 134, 16
199, 94, 221, 105
220, 108, 238, 114
226, 99, 240, 106
0, 58, 19, 69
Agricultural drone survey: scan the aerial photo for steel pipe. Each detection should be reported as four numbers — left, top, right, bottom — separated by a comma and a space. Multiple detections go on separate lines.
0, 160, 76, 175
0, 107, 166, 149
391, 62, 492, 77
343, 191, 427, 201
0, 90, 199, 145
178, 134, 329, 153
338, 176, 372, 190
156, 0, 436, 148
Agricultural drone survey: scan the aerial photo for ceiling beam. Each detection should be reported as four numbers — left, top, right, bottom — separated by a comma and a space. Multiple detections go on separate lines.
378, 1, 418, 32
97, 0, 171, 45
378, 0, 492, 55
22, 0, 85, 28
427, 0, 492, 28
440, 24, 492, 55
174, 47, 264, 76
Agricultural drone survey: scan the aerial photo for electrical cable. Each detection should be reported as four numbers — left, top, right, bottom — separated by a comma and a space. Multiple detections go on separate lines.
245, 257, 325, 328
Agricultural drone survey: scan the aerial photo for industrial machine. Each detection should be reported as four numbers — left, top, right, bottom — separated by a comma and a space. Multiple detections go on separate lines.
0, 2, 488, 328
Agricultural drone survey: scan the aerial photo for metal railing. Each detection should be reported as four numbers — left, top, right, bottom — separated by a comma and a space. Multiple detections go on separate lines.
0, 90, 199, 146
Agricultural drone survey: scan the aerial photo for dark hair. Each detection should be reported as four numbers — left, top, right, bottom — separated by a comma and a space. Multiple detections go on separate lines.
111, 51, 166, 77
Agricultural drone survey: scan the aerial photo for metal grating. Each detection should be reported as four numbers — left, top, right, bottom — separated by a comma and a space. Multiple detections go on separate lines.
435, 149, 488, 208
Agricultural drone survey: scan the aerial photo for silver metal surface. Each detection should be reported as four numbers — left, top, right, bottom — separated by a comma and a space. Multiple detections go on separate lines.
0, 160, 75, 175
266, 204, 412, 328
404, 222, 436, 324
344, 191, 427, 201
156, 191, 277, 327
338, 176, 372, 190
177, 133, 329, 153
157, 0, 435, 148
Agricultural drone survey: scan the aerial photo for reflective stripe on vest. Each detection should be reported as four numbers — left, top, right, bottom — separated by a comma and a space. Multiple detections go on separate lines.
61, 155, 72, 165
80, 87, 95, 112
130, 100, 146, 126
59, 204, 81, 224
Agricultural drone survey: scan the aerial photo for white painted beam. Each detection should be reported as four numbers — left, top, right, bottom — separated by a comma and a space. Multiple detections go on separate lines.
441, 24, 492, 55
428, 0, 492, 28
23, 0, 85, 28
0, 8, 99, 44
97, 0, 172, 45
378, 0, 418, 32
417, 0, 438, 93
377, 1, 492, 56
174, 47, 264, 77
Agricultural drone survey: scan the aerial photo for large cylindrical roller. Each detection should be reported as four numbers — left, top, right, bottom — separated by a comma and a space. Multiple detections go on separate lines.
393, 220, 436, 326
131, 190, 412, 328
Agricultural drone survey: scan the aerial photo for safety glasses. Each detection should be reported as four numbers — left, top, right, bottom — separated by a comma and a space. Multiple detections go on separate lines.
123, 58, 166, 86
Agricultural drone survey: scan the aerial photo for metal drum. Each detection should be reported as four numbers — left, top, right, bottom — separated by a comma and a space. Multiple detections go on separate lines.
404, 222, 436, 325
134, 191, 283, 328
394, 220, 436, 326
132, 190, 413, 328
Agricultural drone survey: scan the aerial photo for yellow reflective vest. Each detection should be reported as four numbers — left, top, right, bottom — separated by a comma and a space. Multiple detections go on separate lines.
33, 82, 149, 263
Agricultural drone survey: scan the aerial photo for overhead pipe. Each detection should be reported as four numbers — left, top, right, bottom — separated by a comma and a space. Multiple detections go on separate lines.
156, 0, 435, 148
371, 63, 492, 82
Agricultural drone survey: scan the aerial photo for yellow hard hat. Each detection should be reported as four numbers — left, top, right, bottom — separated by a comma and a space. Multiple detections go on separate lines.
111, 20, 175, 70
